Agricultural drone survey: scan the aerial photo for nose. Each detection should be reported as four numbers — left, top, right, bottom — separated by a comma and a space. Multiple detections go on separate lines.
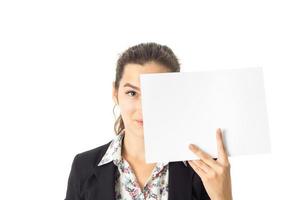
135, 99, 143, 118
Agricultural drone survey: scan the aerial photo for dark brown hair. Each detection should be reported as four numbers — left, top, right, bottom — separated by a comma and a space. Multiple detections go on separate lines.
113, 42, 181, 135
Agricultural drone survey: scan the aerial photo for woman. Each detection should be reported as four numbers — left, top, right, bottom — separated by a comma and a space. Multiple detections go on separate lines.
65, 42, 233, 200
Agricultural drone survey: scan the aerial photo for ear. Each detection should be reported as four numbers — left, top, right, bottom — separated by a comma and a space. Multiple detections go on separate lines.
112, 81, 118, 104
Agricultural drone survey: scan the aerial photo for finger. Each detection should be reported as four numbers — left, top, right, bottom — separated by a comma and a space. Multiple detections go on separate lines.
189, 144, 219, 168
188, 160, 207, 178
190, 160, 211, 173
216, 128, 229, 164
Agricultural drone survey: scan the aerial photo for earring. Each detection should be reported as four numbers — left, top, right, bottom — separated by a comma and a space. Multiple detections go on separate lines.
113, 103, 120, 120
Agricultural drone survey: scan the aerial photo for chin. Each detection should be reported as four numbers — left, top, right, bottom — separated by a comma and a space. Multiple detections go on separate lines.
133, 128, 144, 138
126, 126, 144, 137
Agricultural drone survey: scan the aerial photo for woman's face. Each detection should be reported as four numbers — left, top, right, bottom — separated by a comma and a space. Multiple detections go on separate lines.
112, 62, 170, 138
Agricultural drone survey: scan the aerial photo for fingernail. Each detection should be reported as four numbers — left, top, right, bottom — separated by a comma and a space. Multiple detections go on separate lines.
189, 144, 196, 150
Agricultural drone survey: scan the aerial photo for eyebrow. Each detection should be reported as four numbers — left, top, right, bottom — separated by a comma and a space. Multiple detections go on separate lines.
123, 83, 140, 91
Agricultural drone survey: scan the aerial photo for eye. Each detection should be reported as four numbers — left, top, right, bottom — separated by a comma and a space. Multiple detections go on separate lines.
126, 90, 137, 97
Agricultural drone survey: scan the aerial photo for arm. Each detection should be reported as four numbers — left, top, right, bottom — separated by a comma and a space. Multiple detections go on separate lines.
65, 154, 81, 200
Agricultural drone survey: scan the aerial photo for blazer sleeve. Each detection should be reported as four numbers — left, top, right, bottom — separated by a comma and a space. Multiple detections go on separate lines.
192, 172, 211, 200
65, 154, 81, 200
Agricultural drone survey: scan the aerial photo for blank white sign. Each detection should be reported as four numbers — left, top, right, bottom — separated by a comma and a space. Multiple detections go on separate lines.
140, 67, 271, 163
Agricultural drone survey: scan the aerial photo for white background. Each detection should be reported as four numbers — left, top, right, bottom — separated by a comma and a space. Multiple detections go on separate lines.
0, 0, 299, 199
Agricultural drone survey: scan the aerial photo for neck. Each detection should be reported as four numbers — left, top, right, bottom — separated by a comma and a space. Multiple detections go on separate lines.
122, 129, 146, 163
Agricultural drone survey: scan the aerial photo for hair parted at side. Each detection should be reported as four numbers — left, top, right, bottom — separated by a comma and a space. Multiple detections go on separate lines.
113, 42, 181, 135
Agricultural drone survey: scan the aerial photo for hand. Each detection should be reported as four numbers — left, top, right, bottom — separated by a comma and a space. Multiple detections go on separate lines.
188, 128, 233, 200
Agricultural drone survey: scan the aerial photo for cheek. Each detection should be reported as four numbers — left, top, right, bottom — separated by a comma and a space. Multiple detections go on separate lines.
119, 99, 136, 119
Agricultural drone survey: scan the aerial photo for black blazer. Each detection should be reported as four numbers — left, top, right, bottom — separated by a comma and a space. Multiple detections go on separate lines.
65, 140, 210, 200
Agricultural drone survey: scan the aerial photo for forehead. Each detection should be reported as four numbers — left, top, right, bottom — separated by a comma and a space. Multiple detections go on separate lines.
120, 62, 171, 85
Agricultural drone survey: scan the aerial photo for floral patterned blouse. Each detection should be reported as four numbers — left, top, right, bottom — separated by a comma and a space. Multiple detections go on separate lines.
97, 129, 187, 200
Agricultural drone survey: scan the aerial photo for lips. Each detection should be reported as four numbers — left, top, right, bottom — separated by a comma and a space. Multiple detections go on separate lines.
136, 120, 143, 125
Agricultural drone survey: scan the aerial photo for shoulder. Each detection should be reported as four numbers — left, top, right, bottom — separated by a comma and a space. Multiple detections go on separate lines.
74, 141, 111, 167
65, 141, 112, 199
76, 141, 111, 163
70, 140, 112, 181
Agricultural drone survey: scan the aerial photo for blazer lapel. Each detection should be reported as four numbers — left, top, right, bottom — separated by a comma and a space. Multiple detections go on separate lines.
92, 161, 117, 200
90, 141, 116, 200
168, 162, 193, 200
